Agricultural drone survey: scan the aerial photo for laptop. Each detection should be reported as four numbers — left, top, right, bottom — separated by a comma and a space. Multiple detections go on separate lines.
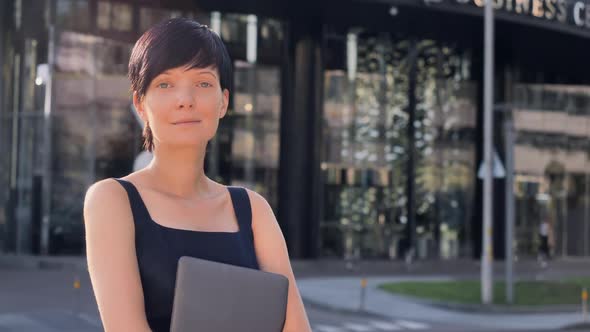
170, 256, 289, 332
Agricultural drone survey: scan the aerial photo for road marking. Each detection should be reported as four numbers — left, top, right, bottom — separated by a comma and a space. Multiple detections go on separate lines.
77, 313, 102, 327
0, 313, 48, 329
314, 324, 346, 332
313, 319, 429, 332
369, 320, 402, 330
396, 320, 429, 329
343, 322, 374, 331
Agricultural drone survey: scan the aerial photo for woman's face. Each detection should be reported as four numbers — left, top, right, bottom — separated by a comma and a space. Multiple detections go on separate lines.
134, 65, 229, 150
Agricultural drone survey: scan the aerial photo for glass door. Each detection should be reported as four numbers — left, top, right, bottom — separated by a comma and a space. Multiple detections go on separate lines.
320, 31, 477, 260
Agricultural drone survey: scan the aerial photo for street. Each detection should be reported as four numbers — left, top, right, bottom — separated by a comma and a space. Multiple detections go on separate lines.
307, 304, 459, 332
1, 302, 583, 332
0, 268, 586, 332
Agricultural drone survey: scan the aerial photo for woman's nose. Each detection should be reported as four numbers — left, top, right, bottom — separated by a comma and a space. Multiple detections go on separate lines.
176, 88, 195, 110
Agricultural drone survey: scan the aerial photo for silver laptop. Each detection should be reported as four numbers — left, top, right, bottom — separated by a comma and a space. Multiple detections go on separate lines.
170, 256, 289, 332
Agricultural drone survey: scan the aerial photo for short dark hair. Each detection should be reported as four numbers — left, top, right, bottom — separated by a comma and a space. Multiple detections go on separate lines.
128, 17, 233, 151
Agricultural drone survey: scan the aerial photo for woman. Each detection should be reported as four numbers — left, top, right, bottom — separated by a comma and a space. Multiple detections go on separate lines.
84, 18, 312, 332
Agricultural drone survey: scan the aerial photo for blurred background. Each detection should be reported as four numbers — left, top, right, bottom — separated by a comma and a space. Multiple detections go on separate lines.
1, 0, 590, 331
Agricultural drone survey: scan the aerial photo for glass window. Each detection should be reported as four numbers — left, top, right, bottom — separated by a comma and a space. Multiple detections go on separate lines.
51, 31, 136, 254
56, 0, 90, 31
98, 1, 132, 32
220, 14, 248, 45
320, 32, 476, 260
97, 1, 111, 30
0, 36, 47, 254
0, 50, 18, 253
512, 84, 590, 257
321, 34, 411, 259
216, 61, 281, 209
259, 18, 283, 54
413, 43, 477, 260
111, 2, 132, 31
206, 16, 284, 212
139, 7, 179, 32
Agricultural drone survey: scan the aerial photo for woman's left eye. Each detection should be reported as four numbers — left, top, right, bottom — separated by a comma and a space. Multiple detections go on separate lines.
199, 82, 212, 88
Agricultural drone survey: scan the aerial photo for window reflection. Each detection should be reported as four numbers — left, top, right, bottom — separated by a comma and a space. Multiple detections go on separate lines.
51, 31, 136, 254
111, 2, 132, 31
512, 84, 590, 257
413, 42, 476, 260
220, 14, 248, 44
56, 0, 90, 31
204, 14, 283, 212
139, 7, 187, 32
222, 60, 281, 209
97, 1, 111, 30
98, 1, 133, 32
321, 33, 476, 260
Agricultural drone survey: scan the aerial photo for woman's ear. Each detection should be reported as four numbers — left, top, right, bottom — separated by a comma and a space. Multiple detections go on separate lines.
133, 91, 147, 122
219, 89, 230, 119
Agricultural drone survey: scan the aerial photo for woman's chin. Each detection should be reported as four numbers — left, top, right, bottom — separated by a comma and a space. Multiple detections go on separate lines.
160, 140, 209, 150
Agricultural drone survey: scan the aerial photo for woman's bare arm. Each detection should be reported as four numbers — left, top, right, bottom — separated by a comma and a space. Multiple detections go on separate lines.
84, 179, 152, 332
247, 190, 312, 332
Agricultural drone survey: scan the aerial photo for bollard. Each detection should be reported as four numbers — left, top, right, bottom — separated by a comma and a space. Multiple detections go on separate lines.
359, 278, 367, 312
74, 276, 81, 289
73, 274, 81, 317
582, 288, 588, 322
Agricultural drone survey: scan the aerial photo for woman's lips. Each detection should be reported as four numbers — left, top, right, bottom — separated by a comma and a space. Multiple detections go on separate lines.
173, 120, 201, 125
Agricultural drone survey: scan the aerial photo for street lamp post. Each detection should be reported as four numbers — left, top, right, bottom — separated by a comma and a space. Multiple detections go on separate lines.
40, 24, 55, 256
481, 0, 495, 305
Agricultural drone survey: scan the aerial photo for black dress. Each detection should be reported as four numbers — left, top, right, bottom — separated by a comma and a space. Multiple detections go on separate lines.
114, 179, 260, 332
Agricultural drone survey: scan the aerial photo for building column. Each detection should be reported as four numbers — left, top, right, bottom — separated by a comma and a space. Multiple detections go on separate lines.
278, 20, 323, 259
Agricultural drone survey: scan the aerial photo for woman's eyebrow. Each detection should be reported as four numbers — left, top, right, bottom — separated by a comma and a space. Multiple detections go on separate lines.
191, 69, 217, 79
155, 71, 172, 78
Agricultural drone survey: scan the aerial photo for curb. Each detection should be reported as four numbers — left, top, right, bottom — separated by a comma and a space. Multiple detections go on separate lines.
302, 297, 388, 320
373, 287, 580, 316
303, 284, 581, 319
562, 322, 590, 330
303, 290, 584, 331
0, 255, 86, 271
425, 299, 580, 314
374, 286, 581, 314
375, 280, 586, 314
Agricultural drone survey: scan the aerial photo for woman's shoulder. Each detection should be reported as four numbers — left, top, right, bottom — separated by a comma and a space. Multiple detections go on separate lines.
228, 186, 268, 209
219, 183, 272, 219
85, 170, 144, 200
235, 187, 276, 227
83, 177, 134, 229
86, 178, 121, 198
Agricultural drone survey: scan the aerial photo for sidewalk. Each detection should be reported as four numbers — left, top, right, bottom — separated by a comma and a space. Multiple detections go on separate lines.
298, 276, 586, 331
0, 254, 86, 271
291, 257, 590, 279
293, 258, 590, 331
4, 253, 590, 278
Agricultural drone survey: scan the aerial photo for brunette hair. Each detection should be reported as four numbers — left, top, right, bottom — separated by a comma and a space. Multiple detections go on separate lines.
128, 17, 233, 151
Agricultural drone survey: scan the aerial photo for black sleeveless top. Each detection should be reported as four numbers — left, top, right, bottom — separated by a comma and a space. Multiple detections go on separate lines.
114, 179, 260, 332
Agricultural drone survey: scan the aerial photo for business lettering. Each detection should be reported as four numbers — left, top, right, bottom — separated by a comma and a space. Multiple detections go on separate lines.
425, 0, 590, 30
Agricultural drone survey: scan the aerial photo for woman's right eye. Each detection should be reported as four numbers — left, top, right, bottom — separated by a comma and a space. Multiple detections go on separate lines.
157, 82, 170, 89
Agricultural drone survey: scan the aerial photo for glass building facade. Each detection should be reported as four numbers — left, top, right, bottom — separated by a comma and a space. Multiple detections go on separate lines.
320, 35, 477, 259
511, 84, 590, 257
1, 0, 284, 255
1, 0, 589, 260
